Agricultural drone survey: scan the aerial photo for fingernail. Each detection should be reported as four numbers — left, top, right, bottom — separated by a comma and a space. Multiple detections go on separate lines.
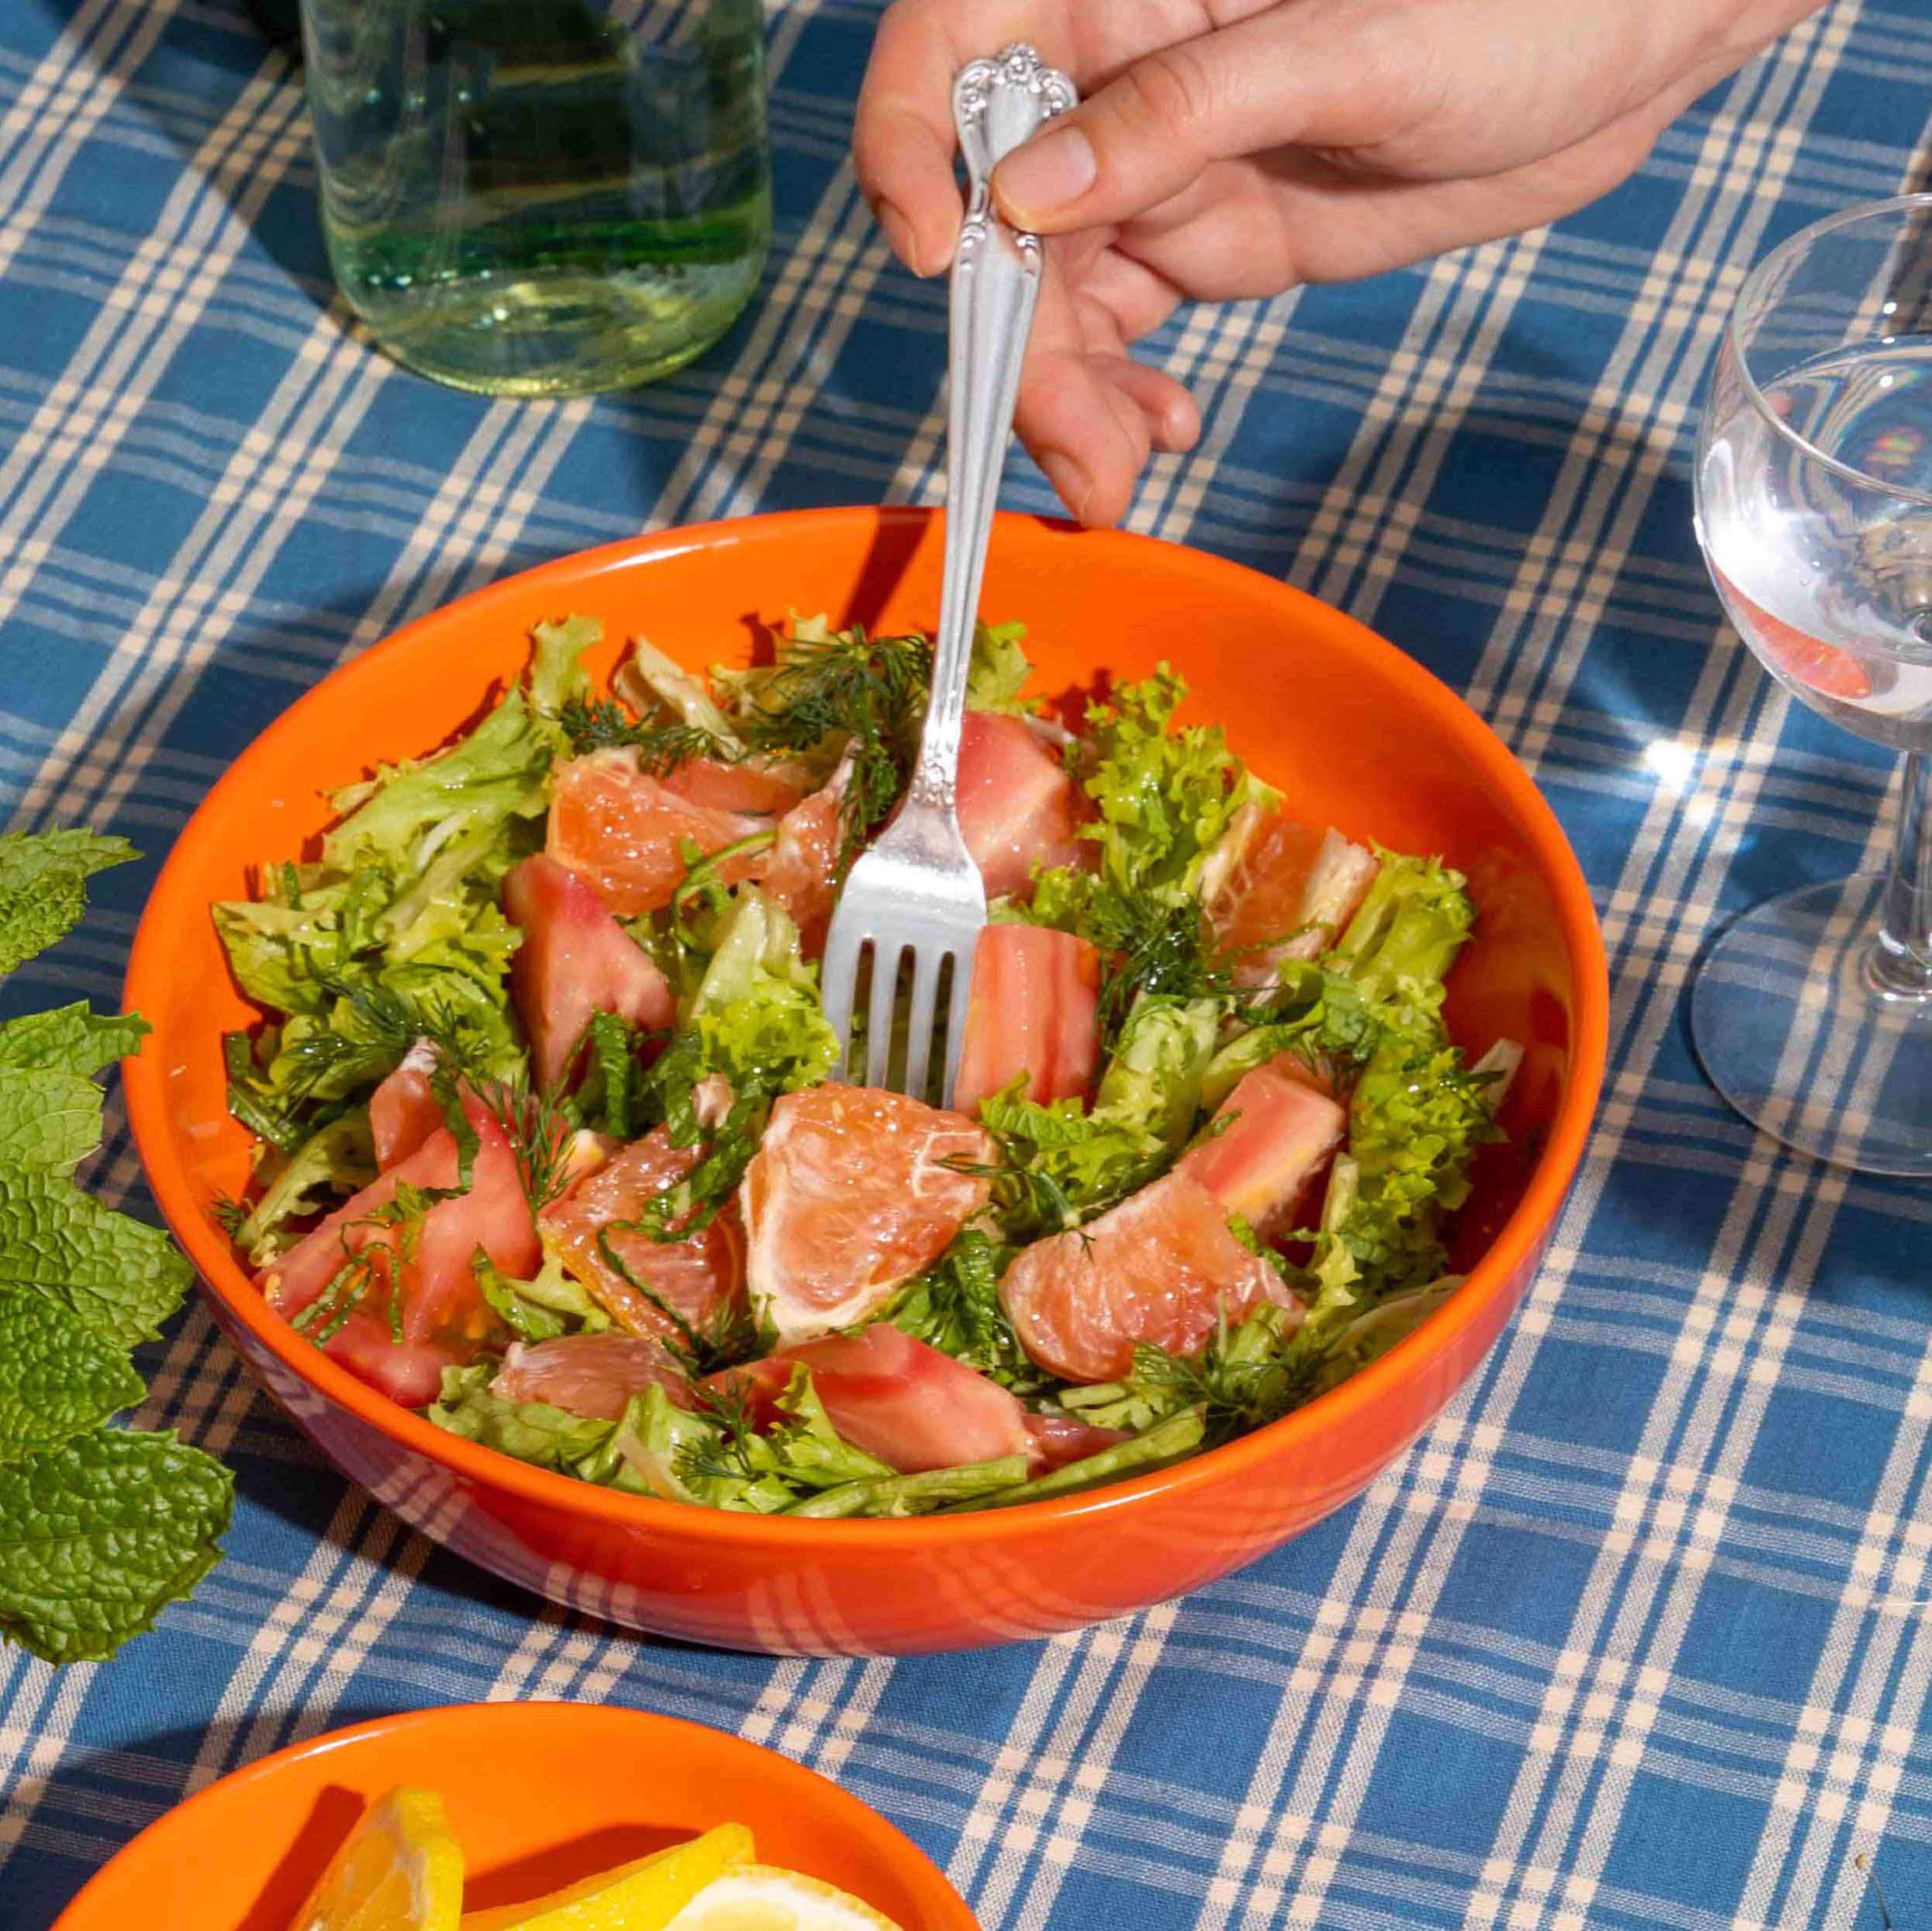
874, 199, 927, 277
1040, 452, 1094, 522
995, 126, 1096, 220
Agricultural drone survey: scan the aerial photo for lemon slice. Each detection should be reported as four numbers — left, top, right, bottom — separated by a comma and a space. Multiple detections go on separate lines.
462, 1823, 755, 1931
289, 1784, 465, 1931
663, 1867, 905, 1931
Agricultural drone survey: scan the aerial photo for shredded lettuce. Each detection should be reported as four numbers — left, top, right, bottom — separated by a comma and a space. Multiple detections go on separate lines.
428, 1363, 642, 1486
1324, 850, 1475, 1030
964, 618, 1034, 711
231, 1111, 376, 1266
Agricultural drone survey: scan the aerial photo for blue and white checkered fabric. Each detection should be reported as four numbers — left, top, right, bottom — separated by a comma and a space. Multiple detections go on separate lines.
5, 2, 1932, 1926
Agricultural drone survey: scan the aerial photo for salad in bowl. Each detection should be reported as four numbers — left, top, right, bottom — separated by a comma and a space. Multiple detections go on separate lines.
209, 610, 1515, 1523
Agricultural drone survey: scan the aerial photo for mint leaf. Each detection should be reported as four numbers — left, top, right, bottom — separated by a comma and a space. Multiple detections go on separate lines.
0, 1429, 232, 1663
0, 829, 138, 977
0, 1169, 194, 1351
0, 1288, 145, 1463
0, 1003, 149, 1077
0, 1067, 105, 1175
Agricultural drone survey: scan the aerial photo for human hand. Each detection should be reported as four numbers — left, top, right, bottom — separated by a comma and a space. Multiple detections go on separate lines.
854, 0, 1826, 525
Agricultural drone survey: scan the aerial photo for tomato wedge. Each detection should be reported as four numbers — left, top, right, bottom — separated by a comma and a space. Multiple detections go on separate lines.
957, 711, 1085, 901
999, 1169, 1297, 1382
502, 853, 674, 1091
712, 1325, 1031, 1473
1175, 1063, 1345, 1238
739, 1086, 993, 1341
259, 1091, 539, 1405
953, 923, 1102, 1117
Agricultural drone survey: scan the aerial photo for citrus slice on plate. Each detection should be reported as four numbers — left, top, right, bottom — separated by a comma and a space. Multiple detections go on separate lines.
289, 1784, 465, 1931
461, 1823, 753, 1931
663, 1865, 905, 1931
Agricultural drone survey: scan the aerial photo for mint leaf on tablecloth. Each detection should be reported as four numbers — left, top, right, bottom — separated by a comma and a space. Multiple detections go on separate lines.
0, 1287, 146, 1464
0, 1429, 233, 1664
0, 1065, 107, 1175
0, 829, 138, 977
0, 1168, 195, 1354
0, 1003, 150, 1077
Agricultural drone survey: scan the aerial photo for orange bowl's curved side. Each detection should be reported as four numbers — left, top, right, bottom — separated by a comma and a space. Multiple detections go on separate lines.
124, 507, 1608, 1655
47, 1703, 978, 1931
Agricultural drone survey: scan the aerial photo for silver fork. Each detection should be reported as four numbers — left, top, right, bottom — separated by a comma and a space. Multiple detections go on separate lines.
819, 43, 1077, 1106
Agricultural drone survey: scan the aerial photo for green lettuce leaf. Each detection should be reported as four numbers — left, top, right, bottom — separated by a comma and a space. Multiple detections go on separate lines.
964, 619, 1034, 711
953, 1408, 1207, 1511
428, 1363, 637, 1484
1324, 850, 1475, 1030
620, 1372, 895, 1514
0, 829, 138, 978
1069, 666, 1277, 908
0, 1429, 233, 1664
232, 1111, 376, 1267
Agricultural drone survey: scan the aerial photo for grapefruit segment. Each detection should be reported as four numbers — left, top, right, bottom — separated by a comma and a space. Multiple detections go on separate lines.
661, 757, 803, 815
748, 755, 850, 956
548, 746, 772, 917
1204, 807, 1379, 986
954, 923, 1103, 1117
998, 1169, 1297, 1383
1024, 1410, 1133, 1471
541, 1128, 747, 1345
491, 1332, 691, 1421
739, 1087, 994, 1341
260, 1090, 538, 1405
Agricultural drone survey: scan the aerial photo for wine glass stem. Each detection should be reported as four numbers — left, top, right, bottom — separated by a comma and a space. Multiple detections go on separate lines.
1871, 750, 1932, 999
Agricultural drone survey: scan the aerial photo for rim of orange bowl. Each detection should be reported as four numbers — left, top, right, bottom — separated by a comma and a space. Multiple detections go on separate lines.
123, 505, 1609, 1549
48, 1701, 975, 1929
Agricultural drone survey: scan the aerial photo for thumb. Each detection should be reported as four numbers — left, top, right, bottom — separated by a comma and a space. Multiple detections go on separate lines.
989, 2, 1411, 234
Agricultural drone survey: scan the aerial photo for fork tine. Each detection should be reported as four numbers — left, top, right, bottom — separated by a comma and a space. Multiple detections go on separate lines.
864, 939, 902, 1089
939, 942, 975, 1110
819, 919, 864, 1081
901, 945, 947, 1105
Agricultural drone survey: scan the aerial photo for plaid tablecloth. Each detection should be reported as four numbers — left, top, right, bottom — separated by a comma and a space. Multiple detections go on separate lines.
5, 2, 1932, 1926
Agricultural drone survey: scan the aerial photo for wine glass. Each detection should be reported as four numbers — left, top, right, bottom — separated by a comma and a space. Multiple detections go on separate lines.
1692, 192, 1932, 1176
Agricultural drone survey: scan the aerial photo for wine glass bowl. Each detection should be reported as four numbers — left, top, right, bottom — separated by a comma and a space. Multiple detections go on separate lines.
1691, 192, 1932, 1174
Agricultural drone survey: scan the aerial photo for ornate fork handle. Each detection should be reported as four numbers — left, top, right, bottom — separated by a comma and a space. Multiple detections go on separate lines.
903, 43, 1077, 814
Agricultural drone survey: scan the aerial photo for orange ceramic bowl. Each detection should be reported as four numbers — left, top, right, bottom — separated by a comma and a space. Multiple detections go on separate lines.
47, 1702, 976, 1931
125, 506, 1608, 1655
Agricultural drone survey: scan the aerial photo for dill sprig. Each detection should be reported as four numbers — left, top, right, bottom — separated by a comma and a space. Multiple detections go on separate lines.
1129, 1304, 1325, 1445
558, 695, 734, 776
734, 628, 931, 847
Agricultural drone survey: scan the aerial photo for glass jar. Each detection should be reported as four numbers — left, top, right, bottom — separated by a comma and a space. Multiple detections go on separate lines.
298, 0, 771, 396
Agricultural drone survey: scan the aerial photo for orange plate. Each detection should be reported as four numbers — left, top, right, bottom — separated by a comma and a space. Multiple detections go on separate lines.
124, 506, 1610, 1655
47, 1702, 976, 1931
